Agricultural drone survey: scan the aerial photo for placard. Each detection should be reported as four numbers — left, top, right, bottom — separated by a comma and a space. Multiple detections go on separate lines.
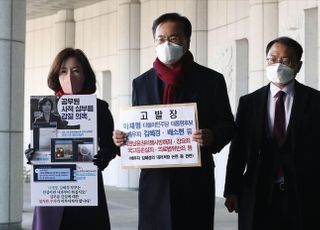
30, 95, 98, 206
119, 103, 200, 168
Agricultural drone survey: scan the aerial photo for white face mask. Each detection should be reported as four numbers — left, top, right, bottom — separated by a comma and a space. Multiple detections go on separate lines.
156, 41, 184, 65
266, 63, 295, 84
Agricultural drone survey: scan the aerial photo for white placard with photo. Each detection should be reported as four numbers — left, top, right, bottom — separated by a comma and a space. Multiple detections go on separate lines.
30, 95, 98, 206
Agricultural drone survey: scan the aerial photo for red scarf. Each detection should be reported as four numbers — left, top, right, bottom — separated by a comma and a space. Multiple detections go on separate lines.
153, 51, 194, 104
55, 89, 65, 96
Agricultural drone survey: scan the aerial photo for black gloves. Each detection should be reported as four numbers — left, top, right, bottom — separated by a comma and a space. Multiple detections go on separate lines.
92, 148, 115, 171
24, 144, 35, 164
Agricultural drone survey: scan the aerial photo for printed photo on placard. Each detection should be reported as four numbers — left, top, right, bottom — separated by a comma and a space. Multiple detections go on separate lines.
31, 96, 67, 130
77, 142, 94, 162
33, 122, 57, 152
51, 139, 73, 162
51, 138, 94, 162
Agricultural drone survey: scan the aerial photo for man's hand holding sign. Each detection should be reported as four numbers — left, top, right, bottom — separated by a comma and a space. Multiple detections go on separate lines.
113, 103, 203, 168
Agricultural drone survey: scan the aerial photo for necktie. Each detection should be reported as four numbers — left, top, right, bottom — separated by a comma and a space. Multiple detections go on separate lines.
274, 91, 286, 145
274, 91, 285, 182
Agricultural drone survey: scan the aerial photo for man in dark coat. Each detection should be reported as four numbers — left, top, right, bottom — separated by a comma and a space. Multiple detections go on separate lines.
113, 13, 235, 230
224, 36, 320, 230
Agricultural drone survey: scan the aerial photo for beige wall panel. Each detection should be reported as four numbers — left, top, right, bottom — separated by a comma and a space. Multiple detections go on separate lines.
196, 0, 207, 31
75, 20, 84, 49
108, 13, 118, 55
34, 30, 43, 67
209, 0, 227, 29
304, 0, 317, 9
249, 3, 264, 73
192, 31, 207, 65
140, 2, 151, 47
130, 4, 141, 49
91, 16, 100, 58
227, 0, 237, 23
117, 50, 131, 95
118, 4, 130, 49
140, 46, 155, 73
99, 14, 109, 56
41, 28, 53, 66
249, 70, 265, 92
74, 7, 84, 21
25, 32, 35, 68
235, 17, 249, 39
84, 2, 100, 18
83, 18, 94, 57
166, 0, 176, 11
156, 0, 167, 15
235, 0, 250, 20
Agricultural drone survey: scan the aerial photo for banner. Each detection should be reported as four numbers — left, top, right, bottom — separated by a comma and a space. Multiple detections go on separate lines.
30, 95, 98, 206
119, 103, 200, 168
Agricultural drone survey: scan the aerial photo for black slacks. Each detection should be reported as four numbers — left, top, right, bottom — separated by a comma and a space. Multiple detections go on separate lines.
253, 183, 299, 230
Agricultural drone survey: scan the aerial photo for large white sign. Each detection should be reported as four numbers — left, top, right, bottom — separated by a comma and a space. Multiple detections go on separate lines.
30, 95, 98, 206
119, 103, 201, 168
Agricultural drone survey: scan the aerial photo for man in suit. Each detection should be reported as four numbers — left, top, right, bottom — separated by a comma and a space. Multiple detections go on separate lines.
224, 36, 320, 230
113, 13, 235, 230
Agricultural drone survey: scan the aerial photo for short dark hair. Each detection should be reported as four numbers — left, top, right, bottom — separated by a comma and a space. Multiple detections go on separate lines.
152, 13, 192, 39
47, 48, 96, 94
38, 97, 53, 112
266, 36, 303, 61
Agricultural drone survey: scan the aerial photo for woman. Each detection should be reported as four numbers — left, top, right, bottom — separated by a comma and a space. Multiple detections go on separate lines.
31, 48, 119, 230
34, 97, 67, 129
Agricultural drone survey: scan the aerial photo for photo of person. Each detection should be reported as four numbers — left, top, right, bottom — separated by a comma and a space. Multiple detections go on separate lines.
32, 96, 67, 129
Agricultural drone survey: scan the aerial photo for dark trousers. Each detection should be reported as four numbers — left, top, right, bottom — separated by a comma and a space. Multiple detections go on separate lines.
253, 183, 299, 230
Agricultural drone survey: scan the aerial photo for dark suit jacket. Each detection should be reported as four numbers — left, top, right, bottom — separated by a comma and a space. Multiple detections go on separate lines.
133, 62, 235, 230
224, 80, 320, 230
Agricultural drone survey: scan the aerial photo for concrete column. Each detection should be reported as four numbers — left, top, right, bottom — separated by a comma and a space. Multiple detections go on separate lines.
185, 0, 208, 66
54, 9, 75, 53
249, 0, 278, 92
112, 0, 140, 189
305, 7, 318, 89
0, 0, 25, 229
